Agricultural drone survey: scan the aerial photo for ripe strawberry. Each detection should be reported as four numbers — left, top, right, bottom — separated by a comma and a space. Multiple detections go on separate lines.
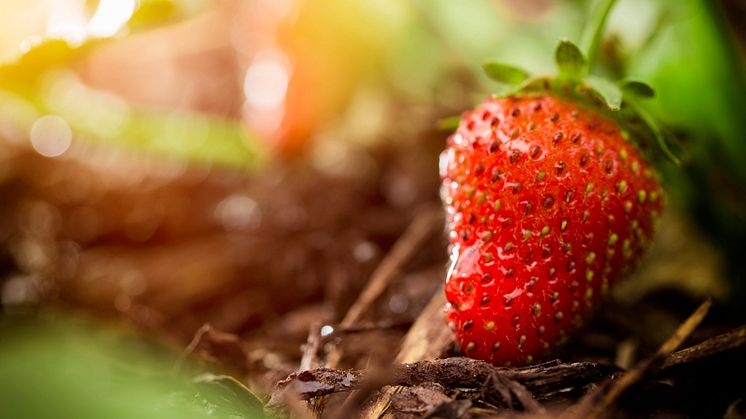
440, 93, 664, 366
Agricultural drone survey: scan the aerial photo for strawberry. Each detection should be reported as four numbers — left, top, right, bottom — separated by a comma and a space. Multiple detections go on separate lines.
438, 2, 673, 365
440, 93, 664, 366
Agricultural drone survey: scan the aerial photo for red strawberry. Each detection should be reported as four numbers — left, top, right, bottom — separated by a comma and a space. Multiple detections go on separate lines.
440, 93, 664, 366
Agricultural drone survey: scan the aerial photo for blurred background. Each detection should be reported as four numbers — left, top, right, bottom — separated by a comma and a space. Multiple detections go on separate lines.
0, 0, 745, 417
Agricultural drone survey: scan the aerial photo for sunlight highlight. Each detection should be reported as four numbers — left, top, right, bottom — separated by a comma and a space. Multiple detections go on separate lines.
87, 0, 137, 38
43, 0, 136, 46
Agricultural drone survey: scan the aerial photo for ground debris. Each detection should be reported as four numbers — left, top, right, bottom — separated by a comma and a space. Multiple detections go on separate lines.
272, 357, 618, 406
389, 382, 453, 418
270, 312, 746, 418
3, 99, 745, 419
565, 299, 712, 418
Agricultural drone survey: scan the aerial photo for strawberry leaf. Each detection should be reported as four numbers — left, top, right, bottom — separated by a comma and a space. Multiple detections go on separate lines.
482, 62, 530, 85
585, 75, 622, 111
619, 80, 655, 99
555, 40, 586, 79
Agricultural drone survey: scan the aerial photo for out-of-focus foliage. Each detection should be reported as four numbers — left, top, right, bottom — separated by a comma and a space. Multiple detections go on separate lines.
0, 0, 206, 65
619, 0, 746, 288
413, 0, 584, 93
0, 314, 264, 419
0, 69, 265, 168
0, 0, 265, 169
273, 0, 417, 150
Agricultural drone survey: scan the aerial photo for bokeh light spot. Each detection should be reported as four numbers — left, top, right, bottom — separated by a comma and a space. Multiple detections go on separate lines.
30, 115, 72, 158
243, 50, 290, 111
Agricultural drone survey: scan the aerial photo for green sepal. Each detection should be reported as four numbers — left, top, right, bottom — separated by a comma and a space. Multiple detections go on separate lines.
490, 74, 679, 166
437, 115, 462, 131
482, 62, 530, 85
555, 39, 586, 79
619, 79, 655, 99
585, 75, 623, 111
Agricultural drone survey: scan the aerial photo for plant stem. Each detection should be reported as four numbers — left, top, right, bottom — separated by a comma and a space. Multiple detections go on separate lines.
579, 0, 618, 73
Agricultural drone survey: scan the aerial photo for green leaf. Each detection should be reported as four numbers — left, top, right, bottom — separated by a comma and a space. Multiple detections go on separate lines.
482, 62, 530, 85
555, 39, 586, 78
437, 115, 461, 131
193, 374, 265, 416
0, 316, 266, 419
585, 75, 623, 111
619, 80, 655, 99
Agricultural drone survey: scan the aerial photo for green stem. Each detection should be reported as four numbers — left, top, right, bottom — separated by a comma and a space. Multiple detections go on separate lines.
579, 0, 618, 73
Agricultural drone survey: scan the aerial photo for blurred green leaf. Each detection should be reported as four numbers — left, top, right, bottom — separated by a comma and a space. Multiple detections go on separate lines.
193, 374, 265, 415
622, 0, 746, 287
0, 315, 264, 419
437, 115, 462, 131
630, 0, 746, 171
0, 71, 266, 169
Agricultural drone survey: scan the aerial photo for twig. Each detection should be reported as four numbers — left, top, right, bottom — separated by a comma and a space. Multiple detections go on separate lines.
570, 298, 713, 419
614, 339, 638, 370
176, 323, 244, 372
659, 324, 746, 371
325, 319, 413, 336
180, 324, 213, 363
340, 207, 444, 328
492, 374, 545, 414
300, 208, 442, 416
362, 288, 452, 418
299, 323, 323, 371
394, 289, 452, 364
325, 207, 442, 372
656, 299, 712, 355
273, 357, 619, 401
